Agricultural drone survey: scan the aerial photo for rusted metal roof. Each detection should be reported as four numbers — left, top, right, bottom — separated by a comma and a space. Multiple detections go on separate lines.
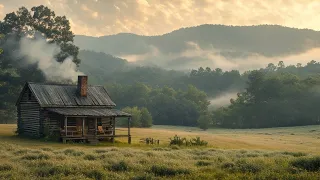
47, 108, 131, 117
27, 82, 116, 107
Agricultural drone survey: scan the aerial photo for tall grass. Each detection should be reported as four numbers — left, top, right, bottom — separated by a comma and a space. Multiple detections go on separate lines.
0, 142, 319, 179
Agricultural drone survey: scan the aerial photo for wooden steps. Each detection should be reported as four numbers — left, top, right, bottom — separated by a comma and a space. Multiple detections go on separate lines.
87, 135, 99, 145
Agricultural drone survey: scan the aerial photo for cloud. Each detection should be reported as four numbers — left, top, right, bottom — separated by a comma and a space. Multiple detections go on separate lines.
0, 0, 320, 36
122, 41, 320, 73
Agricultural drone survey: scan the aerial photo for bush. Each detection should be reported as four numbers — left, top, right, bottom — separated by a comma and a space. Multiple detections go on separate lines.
64, 149, 84, 156
0, 164, 13, 171
282, 151, 307, 157
109, 161, 129, 172
197, 112, 212, 130
85, 169, 106, 180
222, 160, 263, 173
169, 135, 186, 146
189, 137, 208, 146
169, 135, 208, 146
291, 156, 320, 172
84, 154, 97, 161
122, 107, 153, 128
196, 161, 211, 166
95, 149, 108, 154
140, 107, 153, 127
150, 165, 190, 177
21, 154, 50, 160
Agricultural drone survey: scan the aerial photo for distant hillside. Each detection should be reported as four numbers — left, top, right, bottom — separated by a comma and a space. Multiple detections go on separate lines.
78, 50, 128, 84
75, 25, 320, 71
75, 25, 320, 57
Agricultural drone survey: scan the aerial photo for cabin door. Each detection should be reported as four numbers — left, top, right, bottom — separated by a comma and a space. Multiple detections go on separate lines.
87, 118, 96, 135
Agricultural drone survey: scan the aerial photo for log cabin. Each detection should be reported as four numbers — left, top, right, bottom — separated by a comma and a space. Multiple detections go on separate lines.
16, 75, 132, 144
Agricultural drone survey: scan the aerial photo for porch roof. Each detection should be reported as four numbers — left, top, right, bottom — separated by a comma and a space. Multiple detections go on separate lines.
47, 108, 131, 117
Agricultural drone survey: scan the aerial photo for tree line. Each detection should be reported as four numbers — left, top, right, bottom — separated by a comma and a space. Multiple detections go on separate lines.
213, 62, 320, 128
106, 83, 209, 127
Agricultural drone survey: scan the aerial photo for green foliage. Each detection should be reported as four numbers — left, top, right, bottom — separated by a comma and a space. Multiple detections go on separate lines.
21, 154, 50, 160
0, 164, 13, 171
0, 6, 80, 123
150, 165, 190, 177
197, 111, 212, 130
169, 135, 208, 146
83, 154, 96, 161
189, 137, 208, 146
140, 107, 153, 127
196, 161, 211, 166
109, 161, 129, 172
169, 135, 186, 146
109, 83, 209, 126
213, 62, 320, 128
291, 156, 320, 172
122, 107, 142, 127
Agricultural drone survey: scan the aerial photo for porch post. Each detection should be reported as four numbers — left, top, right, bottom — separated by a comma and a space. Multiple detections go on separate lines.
65, 116, 68, 136
128, 117, 131, 144
112, 117, 115, 143
82, 117, 85, 137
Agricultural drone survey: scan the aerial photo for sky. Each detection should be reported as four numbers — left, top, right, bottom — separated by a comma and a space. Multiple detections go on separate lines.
0, 0, 319, 37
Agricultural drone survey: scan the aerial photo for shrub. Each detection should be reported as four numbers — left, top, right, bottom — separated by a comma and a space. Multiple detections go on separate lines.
64, 149, 84, 156
222, 160, 263, 173
131, 173, 153, 180
189, 137, 208, 146
0, 164, 13, 171
291, 156, 320, 172
169, 135, 208, 146
170, 145, 180, 150
150, 165, 190, 177
84, 154, 97, 161
169, 135, 186, 146
282, 151, 307, 157
21, 154, 50, 160
85, 169, 106, 180
36, 165, 63, 177
95, 149, 108, 154
196, 161, 212, 166
109, 161, 129, 172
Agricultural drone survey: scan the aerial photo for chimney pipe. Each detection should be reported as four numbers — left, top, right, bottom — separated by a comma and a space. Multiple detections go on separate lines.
78, 75, 88, 97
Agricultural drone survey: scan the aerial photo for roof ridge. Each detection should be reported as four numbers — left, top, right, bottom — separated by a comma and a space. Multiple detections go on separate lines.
27, 82, 104, 87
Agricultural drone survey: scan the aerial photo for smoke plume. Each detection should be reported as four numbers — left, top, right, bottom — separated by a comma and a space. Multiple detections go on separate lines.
18, 37, 83, 82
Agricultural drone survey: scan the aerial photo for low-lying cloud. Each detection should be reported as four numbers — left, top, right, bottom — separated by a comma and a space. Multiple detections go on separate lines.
209, 92, 239, 109
123, 41, 320, 73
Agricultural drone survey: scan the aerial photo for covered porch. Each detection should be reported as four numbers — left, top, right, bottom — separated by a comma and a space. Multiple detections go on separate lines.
47, 108, 132, 144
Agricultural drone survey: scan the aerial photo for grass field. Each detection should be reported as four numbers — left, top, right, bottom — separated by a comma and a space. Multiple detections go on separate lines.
0, 124, 319, 179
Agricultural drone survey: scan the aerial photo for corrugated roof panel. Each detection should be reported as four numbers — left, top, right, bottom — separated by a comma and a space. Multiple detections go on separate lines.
47, 108, 131, 117
28, 83, 116, 107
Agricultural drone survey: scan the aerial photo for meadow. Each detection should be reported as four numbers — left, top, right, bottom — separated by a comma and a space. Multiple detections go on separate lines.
0, 124, 319, 179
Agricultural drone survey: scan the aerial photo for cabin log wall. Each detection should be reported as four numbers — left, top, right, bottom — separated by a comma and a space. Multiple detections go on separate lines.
45, 112, 63, 135
18, 88, 41, 137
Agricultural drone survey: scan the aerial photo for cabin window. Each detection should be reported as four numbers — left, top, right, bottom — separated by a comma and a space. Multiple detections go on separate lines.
28, 90, 32, 101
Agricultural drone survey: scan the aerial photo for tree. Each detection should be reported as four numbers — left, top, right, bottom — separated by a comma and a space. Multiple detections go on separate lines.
140, 107, 153, 127
197, 111, 212, 130
2, 5, 80, 65
0, 6, 80, 123
122, 107, 142, 127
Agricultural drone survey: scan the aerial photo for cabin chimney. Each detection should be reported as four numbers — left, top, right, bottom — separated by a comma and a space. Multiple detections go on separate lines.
78, 75, 88, 97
